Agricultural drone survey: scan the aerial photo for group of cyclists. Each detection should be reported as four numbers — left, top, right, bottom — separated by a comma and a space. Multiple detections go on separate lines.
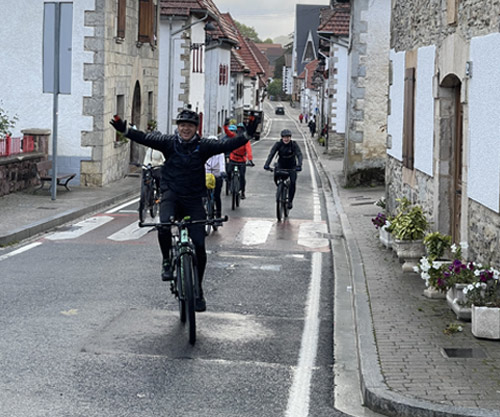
110, 108, 303, 312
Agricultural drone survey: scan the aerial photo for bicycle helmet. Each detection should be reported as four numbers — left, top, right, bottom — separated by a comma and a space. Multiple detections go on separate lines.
228, 124, 237, 132
176, 109, 199, 126
281, 129, 292, 137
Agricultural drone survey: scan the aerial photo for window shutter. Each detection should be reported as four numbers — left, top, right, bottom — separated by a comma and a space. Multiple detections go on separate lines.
117, 0, 126, 38
403, 67, 415, 169
138, 0, 153, 43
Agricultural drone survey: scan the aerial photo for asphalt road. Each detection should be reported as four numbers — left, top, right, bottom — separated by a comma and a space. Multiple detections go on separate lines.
0, 104, 346, 417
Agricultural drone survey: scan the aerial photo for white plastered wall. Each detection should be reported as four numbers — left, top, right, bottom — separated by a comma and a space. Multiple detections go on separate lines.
0, 0, 94, 157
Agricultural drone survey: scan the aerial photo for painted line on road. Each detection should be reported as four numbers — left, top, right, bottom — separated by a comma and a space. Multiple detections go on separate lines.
105, 197, 140, 214
285, 251, 322, 417
238, 220, 274, 245
107, 220, 153, 241
0, 242, 43, 262
45, 215, 113, 240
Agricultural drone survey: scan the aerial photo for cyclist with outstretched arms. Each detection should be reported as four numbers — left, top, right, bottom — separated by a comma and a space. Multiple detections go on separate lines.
110, 109, 249, 312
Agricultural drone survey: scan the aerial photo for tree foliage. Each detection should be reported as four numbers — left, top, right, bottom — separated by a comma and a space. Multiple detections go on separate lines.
235, 21, 262, 43
267, 78, 285, 99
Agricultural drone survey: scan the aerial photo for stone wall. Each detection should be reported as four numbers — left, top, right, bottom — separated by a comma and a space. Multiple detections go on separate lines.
469, 199, 500, 266
385, 155, 435, 223
0, 131, 50, 196
391, 0, 500, 50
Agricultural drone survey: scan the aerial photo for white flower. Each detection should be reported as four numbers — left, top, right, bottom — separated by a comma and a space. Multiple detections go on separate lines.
474, 269, 481, 276
413, 265, 420, 273
422, 272, 430, 281
459, 241, 468, 251
451, 244, 458, 254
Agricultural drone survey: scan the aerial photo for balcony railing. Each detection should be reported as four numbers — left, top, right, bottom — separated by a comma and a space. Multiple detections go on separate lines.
0, 135, 35, 157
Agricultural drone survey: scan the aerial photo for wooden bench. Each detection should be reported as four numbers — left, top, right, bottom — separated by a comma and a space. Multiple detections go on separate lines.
36, 160, 76, 191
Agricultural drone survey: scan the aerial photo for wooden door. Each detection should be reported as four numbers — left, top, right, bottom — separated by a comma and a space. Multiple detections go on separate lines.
451, 86, 462, 243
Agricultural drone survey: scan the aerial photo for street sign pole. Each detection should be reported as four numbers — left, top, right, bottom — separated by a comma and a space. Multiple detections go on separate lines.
51, 3, 60, 201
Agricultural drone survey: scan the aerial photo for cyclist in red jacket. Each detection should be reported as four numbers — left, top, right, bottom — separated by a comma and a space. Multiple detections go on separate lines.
227, 123, 254, 199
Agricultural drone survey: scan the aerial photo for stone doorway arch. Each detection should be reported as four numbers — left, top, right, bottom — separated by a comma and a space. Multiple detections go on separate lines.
436, 73, 463, 243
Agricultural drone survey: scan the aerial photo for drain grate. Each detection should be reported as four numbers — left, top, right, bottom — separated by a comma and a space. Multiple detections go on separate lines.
441, 348, 487, 358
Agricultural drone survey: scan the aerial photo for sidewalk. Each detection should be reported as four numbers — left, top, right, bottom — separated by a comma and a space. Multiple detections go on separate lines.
296, 107, 500, 416
0, 175, 140, 247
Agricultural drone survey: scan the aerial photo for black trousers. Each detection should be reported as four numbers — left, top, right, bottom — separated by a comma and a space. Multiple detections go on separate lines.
213, 176, 223, 216
157, 190, 207, 287
274, 169, 297, 203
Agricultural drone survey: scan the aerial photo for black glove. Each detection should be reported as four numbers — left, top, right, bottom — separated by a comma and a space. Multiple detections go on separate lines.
264, 165, 270, 171
296, 166, 302, 172
110, 115, 128, 134
247, 160, 255, 167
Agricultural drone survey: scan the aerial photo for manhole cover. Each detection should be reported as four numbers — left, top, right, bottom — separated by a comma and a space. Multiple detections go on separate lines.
442, 348, 487, 358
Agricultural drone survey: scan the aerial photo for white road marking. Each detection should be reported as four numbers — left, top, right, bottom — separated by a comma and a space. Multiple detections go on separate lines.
285, 112, 324, 417
238, 220, 273, 245
286, 251, 322, 417
298, 222, 329, 248
45, 216, 113, 240
107, 221, 153, 241
105, 197, 140, 214
0, 242, 42, 262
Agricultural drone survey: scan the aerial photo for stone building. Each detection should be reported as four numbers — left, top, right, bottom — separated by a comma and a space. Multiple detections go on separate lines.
388, 0, 500, 265
344, 0, 391, 185
0, 0, 159, 188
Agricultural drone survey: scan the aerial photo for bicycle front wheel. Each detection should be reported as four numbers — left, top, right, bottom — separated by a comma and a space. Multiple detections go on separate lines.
205, 196, 214, 236
231, 177, 239, 211
139, 183, 150, 223
150, 184, 160, 218
283, 184, 289, 218
276, 183, 284, 222
180, 253, 196, 345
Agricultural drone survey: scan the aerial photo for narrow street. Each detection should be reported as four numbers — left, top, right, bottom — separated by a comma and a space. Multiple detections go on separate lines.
0, 104, 344, 417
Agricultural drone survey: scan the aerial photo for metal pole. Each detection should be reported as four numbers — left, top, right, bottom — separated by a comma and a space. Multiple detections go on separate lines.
51, 3, 61, 201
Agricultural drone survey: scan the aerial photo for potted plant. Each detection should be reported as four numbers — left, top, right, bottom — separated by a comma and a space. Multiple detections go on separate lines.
462, 267, 500, 339
391, 198, 429, 272
372, 212, 392, 249
414, 256, 449, 299
0, 101, 18, 139
423, 232, 452, 260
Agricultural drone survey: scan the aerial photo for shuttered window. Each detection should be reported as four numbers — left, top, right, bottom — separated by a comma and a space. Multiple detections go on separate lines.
402, 67, 415, 170
138, 0, 153, 43
117, 0, 126, 38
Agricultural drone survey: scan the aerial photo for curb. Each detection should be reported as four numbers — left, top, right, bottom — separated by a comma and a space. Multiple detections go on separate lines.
309, 140, 500, 417
0, 188, 139, 247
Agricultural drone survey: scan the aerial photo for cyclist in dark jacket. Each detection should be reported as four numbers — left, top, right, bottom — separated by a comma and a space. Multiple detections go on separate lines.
263, 129, 303, 209
111, 110, 249, 312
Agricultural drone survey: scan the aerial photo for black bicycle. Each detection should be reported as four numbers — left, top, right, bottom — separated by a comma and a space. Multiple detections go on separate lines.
139, 215, 228, 345
133, 162, 161, 223
267, 168, 293, 222
228, 161, 253, 210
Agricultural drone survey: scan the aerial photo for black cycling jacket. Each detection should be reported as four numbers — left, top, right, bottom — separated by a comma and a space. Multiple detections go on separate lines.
264, 140, 303, 170
127, 130, 248, 197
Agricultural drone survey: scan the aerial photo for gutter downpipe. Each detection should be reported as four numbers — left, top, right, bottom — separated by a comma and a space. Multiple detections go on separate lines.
167, 12, 210, 134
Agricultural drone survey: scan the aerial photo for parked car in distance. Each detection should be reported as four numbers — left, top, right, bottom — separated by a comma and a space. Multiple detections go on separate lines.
275, 106, 285, 115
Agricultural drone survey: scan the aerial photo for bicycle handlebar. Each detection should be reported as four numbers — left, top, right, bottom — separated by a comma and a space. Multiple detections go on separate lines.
139, 215, 229, 228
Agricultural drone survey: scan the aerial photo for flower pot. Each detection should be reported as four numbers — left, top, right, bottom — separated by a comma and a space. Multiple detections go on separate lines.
446, 283, 471, 321
379, 226, 393, 249
394, 239, 425, 273
471, 306, 500, 339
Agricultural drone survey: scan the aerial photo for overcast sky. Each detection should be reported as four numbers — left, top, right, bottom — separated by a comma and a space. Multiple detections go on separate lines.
214, 0, 330, 41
